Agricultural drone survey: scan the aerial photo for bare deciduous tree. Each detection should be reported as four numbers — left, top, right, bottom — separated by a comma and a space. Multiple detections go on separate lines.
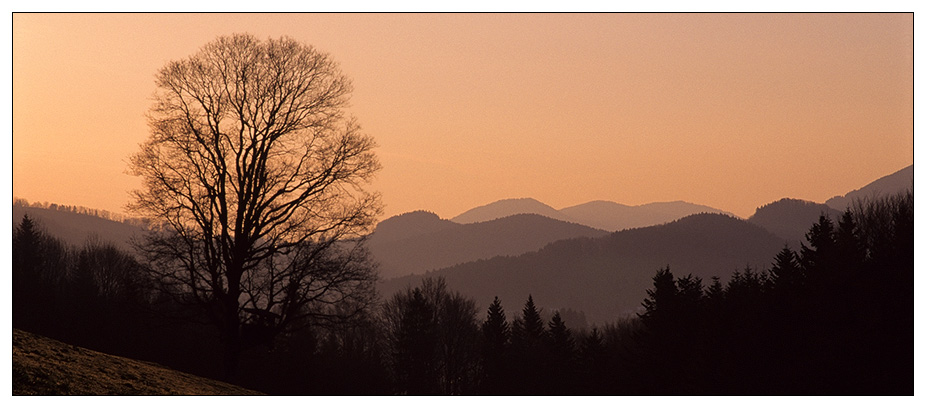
128, 33, 382, 376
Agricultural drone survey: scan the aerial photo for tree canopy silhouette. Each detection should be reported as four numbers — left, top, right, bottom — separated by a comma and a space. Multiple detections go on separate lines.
128, 33, 382, 377
383, 277, 479, 395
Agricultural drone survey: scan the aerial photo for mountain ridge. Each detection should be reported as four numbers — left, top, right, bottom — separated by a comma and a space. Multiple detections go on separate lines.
825, 165, 912, 211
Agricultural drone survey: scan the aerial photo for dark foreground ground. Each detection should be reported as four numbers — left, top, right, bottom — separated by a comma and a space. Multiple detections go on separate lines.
12, 328, 262, 395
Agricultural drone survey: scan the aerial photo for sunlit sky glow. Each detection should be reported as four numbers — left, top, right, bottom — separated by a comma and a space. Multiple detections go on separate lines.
12, 13, 913, 220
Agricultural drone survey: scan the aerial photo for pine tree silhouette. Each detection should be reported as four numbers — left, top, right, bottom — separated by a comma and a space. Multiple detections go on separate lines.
512, 295, 545, 347
509, 295, 547, 394
641, 266, 677, 324
769, 245, 802, 293
480, 296, 510, 394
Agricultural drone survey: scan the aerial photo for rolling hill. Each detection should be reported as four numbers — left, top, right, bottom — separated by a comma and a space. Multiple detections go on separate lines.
747, 198, 843, 245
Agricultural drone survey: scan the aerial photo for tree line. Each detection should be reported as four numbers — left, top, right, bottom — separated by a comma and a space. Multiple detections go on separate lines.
14, 198, 148, 227
12, 190, 911, 395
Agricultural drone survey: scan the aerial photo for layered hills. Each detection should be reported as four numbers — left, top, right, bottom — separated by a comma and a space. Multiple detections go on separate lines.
368, 211, 608, 279
379, 213, 785, 324
368, 197, 733, 279
448, 197, 733, 231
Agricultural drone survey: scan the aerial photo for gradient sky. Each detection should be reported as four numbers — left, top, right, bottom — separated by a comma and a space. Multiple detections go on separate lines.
12, 13, 913, 220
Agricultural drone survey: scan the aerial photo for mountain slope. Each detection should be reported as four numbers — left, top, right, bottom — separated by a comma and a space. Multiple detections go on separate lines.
379, 213, 784, 323
13, 329, 261, 395
748, 198, 843, 245
368, 212, 609, 279
450, 198, 572, 224
559, 200, 735, 231
825, 165, 913, 211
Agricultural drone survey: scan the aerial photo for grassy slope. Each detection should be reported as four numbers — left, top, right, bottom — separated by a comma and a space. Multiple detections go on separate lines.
12, 329, 261, 395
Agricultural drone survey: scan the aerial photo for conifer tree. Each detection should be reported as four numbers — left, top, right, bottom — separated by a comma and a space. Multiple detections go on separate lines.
13, 215, 44, 328
480, 296, 510, 394
834, 210, 865, 275
13, 215, 69, 331
13, 215, 42, 284
511, 295, 545, 347
641, 266, 677, 325
676, 274, 704, 307
482, 296, 510, 358
509, 294, 548, 394
800, 214, 836, 273
548, 311, 574, 356
769, 245, 803, 293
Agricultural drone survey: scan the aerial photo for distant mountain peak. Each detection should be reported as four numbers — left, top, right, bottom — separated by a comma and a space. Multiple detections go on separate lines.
491, 197, 544, 204
373, 210, 459, 244
382, 209, 441, 221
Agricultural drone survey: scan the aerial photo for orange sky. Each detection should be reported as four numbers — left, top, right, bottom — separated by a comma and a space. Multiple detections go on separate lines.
12, 13, 913, 220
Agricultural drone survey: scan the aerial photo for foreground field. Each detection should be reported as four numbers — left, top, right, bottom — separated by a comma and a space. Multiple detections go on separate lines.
12, 329, 261, 395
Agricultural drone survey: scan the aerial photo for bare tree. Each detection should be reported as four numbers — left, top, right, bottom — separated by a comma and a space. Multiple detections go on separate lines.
128, 33, 382, 376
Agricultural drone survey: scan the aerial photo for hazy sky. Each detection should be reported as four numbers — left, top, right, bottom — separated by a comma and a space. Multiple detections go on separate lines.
12, 13, 913, 220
